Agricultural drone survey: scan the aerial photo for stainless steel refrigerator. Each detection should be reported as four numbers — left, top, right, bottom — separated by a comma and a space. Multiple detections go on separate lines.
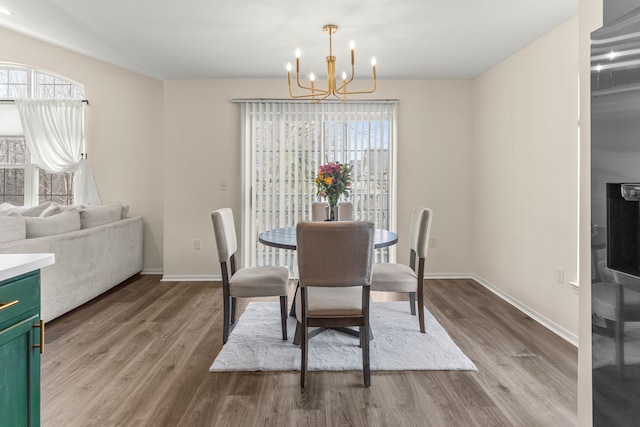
592, 7, 640, 425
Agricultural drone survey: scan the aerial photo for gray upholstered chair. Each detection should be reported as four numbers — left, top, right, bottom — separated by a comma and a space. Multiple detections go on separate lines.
592, 262, 640, 379
211, 208, 289, 344
371, 206, 433, 333
311, 202, 353, 221
295, 220, 375, 388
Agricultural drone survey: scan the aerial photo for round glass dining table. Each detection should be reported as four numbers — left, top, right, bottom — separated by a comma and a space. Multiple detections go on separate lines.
258, 226, 398, 250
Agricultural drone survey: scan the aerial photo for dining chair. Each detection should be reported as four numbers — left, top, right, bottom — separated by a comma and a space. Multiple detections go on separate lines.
371, 206, 433, 333
211, 208, 290, 344
311, 202, 353, 221
295, 220, 375, 388
592, 261, 640, 379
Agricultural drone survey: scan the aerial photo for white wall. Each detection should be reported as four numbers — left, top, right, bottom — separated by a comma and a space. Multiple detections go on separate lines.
162, 79, 475, 278
0, 27, 165, 271
472, 17, 580, 339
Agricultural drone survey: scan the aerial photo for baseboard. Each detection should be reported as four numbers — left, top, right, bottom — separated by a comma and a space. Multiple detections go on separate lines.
161, 274, 221, 282
141, 268, 163, 275
471, 274, 578, 347
425, 273, 477, 280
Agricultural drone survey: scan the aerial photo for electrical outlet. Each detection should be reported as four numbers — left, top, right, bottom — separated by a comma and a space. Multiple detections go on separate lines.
556, 267, 564, 284
429, 238, 437, 248
220, 181, 228, 191
194, 239, 201, 250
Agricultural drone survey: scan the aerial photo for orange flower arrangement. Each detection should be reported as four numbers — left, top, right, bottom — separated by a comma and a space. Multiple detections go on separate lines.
315, 162, 352, 218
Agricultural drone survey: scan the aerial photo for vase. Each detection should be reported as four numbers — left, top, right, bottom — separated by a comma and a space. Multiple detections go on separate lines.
325, 204, 339, 221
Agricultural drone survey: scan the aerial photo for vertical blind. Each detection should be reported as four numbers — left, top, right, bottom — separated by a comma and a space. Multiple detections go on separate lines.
239, 100, 397, 275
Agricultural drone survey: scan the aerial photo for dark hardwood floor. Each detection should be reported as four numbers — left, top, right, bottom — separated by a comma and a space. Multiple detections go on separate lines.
41, 275, 577, 427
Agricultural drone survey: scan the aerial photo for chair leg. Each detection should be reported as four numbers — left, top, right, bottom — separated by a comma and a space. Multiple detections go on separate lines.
409, 292, 417, 315
363, 327, 371, 388
221, 264, 232, 344
294, 321, 303, 346
230, 297, 237, 324
615, 319, 625, 380
301, 288, 308, 388
418, 283, 425, 333
280, 295, 288, 340
615, 284, 625, 380
222, 295, 231, 344
289, 281, 299, 317
363, 296, 371, 387
301, 320, 308, 388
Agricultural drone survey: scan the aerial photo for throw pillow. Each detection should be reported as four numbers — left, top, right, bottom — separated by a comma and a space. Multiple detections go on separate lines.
79, 203, 122, 229
0, 203, 28, 216
24, 210, 81, 238
0, 202, 15, 216
40, 204, 62, 217
59, 204, 85, 212
0, 215, 26, 243
20, 201, 53, 217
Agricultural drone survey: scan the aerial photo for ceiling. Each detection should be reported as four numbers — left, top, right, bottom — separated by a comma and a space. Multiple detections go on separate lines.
0, 0, 578, 81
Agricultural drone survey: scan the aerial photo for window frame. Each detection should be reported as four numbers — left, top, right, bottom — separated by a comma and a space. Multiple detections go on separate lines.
0, 63, 84, 206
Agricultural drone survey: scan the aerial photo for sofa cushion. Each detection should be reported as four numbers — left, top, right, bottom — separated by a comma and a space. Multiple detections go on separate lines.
25, 210, 81, 238
0, 215, 26, 243
79, 203, 122, 229
20, 202, 53, 217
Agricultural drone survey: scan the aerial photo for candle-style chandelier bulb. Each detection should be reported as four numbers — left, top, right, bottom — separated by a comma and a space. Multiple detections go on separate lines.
286, 24, 377, 102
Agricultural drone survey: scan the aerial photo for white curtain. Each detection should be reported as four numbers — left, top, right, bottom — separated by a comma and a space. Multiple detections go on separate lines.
15, 99, 101, 206
239, 100, 397, 272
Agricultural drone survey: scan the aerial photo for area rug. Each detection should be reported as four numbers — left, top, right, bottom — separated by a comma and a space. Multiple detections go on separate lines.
209, 301, 477, 372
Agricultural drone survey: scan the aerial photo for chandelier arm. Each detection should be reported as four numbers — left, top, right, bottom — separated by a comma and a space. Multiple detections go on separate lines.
337, 64, 376, 95
287, 75, 330, 99
314, 91, 333, 103
337, 79, 377, 95
288, 91, 331, 100
330, 91, 345, 101
288, 84, 325, 99
295, 70, 321, 93
288, 66, 329, 98
337, 87, 377, 95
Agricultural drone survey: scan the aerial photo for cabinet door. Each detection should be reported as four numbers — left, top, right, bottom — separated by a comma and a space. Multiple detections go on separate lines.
0, 314, 40, 427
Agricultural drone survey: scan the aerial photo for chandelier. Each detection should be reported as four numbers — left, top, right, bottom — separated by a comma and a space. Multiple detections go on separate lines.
286, 24, 376, 102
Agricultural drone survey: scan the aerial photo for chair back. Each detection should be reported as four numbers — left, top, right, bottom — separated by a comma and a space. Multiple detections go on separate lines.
409, 207, 433, 259
311, 202, 354, 221
211, 208, 238, 262
297, 221, 374, 288
613, 270, 640, 293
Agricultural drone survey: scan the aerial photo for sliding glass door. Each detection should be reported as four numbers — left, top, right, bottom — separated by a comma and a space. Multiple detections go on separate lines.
239, 100, 397, 274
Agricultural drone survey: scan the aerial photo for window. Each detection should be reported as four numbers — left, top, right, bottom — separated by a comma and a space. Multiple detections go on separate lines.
0, 64, 83, 206
240, 100, 397, 274
0, 137, 27, 205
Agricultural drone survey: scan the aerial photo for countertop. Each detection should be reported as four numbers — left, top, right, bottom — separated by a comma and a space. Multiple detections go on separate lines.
0, 253, 55, 282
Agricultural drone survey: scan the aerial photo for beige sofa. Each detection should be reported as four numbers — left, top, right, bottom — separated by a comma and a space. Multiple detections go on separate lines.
0, 202, 143, 322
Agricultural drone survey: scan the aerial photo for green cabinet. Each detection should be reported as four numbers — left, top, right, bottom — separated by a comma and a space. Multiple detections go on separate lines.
0, 271, 42, 427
